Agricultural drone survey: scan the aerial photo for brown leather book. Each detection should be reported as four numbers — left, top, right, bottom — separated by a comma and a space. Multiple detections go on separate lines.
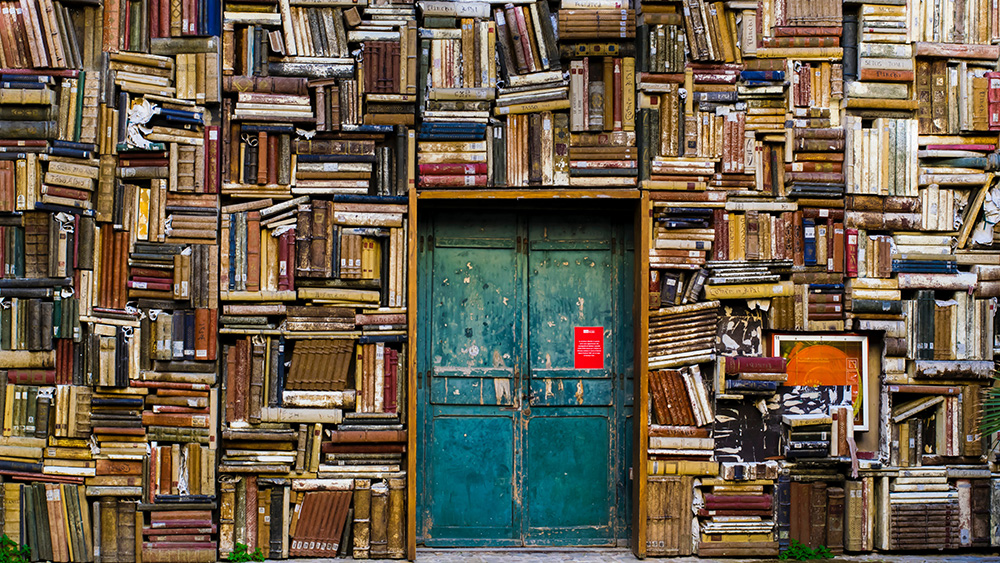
310, 200, 330, 277
101, 498, 119, 563
386, 478, 405, 558
235, 338, 250, 421
352, 480, 371, 559
369, 482, 388, 558
808, 481, 828, 548
223, 75, 309, 95
290, 490, 318, 556
246, 211, 261, 291
249, 339, 265, 423
118, 501, 136, 562
44, 484, 67, 562
97, 459, 143, 475
258, 487, 271, 558
246, 475, 258, 550
826, 486, 845, 554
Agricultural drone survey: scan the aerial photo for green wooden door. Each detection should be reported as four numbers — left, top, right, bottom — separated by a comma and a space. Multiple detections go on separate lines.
417, 209, 633, 547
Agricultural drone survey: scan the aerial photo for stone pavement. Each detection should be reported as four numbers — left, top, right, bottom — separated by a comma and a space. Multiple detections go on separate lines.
271, 548, 1000, 562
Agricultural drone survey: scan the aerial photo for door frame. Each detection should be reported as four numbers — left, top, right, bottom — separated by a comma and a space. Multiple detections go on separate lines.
405, 191, 649, 558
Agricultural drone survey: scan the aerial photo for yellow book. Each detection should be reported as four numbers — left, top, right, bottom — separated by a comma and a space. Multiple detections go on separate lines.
494, 98, 572, 115
622, 57, 635, 131
647, 459, 719, 475
2, 384, 13, 437
701, 533, 775, 543
703, 280, 795, 300
61, 484, 74, 562
135, 186, 150, 240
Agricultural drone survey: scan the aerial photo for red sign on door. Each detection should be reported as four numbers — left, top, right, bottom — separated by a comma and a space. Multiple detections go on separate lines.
574, 327, 604, 369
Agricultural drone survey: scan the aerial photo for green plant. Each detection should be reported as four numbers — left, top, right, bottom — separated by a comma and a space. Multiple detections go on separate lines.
0, 534, 30, 563
226, 542, 265, 563
779, 539, 833, 560
980, 373, 1000, 441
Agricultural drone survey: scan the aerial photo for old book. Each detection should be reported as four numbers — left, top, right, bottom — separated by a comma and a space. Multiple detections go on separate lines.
352, 479, 371, 559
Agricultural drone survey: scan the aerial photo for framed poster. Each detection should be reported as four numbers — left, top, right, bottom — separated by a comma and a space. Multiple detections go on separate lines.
771, 334, 870, 431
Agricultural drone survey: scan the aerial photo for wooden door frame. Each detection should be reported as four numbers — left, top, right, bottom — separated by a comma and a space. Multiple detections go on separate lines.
405, 189, 650, 560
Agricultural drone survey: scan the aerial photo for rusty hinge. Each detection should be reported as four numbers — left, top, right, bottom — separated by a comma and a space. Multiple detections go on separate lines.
516, 235, 523, 254
611, 237, 617, 255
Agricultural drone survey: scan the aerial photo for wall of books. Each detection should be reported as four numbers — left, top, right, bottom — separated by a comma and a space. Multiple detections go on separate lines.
0, 0, 999, 559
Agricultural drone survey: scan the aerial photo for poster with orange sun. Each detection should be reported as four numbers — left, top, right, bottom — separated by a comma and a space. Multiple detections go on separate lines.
771, 334, 869, 431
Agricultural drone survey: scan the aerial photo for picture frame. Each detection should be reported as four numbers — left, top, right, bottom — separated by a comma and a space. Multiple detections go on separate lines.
771, 333, 870, 431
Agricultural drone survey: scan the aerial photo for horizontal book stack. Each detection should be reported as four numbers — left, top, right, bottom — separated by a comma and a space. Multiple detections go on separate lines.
415, 0, 490, 178
782, 413, 832, 459
698, 478, 778, 557
887, 468, 961, 550
722, 355, 786, 399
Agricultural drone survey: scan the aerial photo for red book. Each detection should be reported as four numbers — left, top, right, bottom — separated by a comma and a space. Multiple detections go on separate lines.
417, 162, 487, 175
845, 227, 858, 277
141, 526, 218, 535
613, 57, 622, 130
159, 446, 171, 495
194, 308, 209, 360
7, 369, 55, 384
987, 72, 1000, 130
245, 211, 261, 291
127, 280, 173, 291
417, 174, 488, 188
150, 0, 160, 38
713, 209, 727, 261
277, 230, 290, 290
513, 6, 535, 73
159, 0, 170, 37
925, 144, 996, 150
724, 356, 787, 374
148, 447, 158, 502
267, 133, 278, 186
858, 68, 914, 82
207, 310, 217, 361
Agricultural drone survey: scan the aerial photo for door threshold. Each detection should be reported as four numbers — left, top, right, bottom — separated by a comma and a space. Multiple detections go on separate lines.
418, 547, 633, 553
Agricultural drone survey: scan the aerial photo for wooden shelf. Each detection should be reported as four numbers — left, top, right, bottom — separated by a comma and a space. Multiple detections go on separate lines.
416, 188, 642, 200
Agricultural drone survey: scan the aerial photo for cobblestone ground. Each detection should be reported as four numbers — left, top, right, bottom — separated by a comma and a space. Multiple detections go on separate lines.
272, 548, 1000, 562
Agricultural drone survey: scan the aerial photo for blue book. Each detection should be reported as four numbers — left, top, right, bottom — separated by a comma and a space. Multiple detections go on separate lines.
333, 195, 408, 204
341, 124, 394, 134
295, 154, 376, 163
803, 218, 816, 266
808, 283, 844, 290
725, 379, 779, 392
228, 214, 237, 290
183, 310, 196, 360
359, 334, 407, 344
276, 337, 286, 407
741, 70, 785, 80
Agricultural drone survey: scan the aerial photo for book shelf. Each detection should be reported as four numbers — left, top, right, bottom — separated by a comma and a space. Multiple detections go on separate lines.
0, 0, 997, 559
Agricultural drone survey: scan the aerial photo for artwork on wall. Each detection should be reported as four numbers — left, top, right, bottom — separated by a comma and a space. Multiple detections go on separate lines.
771, 334, 870, 431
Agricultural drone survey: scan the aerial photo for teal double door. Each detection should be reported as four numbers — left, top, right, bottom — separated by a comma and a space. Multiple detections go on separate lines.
417, 207, 634, 547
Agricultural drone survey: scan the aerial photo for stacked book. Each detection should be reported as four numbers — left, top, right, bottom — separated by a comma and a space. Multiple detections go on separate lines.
721, 355, 786, 399
647, 302, 717, 369
416, 2, 491, 149
783, 413, 833, 459
697, 478, 778, 557
888, 468, 961, 550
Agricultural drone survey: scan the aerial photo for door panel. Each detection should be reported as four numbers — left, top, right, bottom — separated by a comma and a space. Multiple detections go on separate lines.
426, 414, 517, 541
524, 215, 617, 544
422, 214, 521, 545
524, 414, 612, 544
419, 209, 632, 547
